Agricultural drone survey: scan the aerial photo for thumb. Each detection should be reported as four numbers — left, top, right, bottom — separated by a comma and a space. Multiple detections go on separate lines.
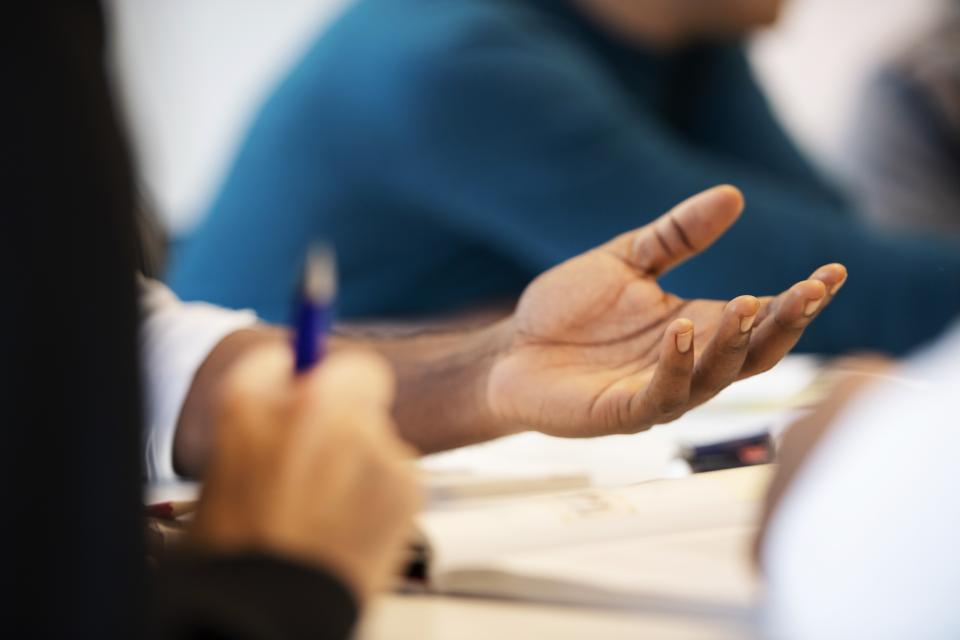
605, 185, 744, 277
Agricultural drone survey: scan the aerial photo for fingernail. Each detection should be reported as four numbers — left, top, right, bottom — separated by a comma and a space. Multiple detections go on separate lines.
830, 275, 847, 296
740, 314, 757, 333
676, 330, 693, 354
804, 298, 822, 317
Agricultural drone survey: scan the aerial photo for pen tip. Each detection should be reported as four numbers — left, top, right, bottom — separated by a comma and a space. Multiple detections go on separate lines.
305, 242, 337, 302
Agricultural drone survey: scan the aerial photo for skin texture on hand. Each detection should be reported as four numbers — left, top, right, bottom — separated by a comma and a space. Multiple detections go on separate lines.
487, 186, 847, 437
574, 0, 785, 46
189, 348, 421, 605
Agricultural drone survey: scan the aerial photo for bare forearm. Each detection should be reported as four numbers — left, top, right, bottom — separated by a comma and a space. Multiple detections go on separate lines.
332, 319, 515, 453
175, 320, 515, 476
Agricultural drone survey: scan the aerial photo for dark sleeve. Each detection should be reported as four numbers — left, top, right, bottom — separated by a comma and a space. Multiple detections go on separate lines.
360, 26, 960, 354
151, 554, 358, 640
0, 3, 360, 639
1, 2, 147, 636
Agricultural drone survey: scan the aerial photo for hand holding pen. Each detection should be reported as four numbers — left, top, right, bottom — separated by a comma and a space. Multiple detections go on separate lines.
184, 242, 420, 603
147, 244, 340, 519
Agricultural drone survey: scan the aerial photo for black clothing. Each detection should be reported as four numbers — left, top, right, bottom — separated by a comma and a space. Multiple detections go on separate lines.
153, 554, 358, 640
1, 3, 356, 638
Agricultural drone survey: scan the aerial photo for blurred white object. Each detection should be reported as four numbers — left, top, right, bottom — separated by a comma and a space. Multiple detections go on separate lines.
414, 466, 771, 612
763, 322, 960, 639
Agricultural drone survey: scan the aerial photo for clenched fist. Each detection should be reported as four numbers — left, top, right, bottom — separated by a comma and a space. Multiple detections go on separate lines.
190, 347, 421, 604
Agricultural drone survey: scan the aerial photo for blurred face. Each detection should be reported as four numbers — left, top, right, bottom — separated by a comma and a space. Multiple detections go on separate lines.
574, 0, 786, 47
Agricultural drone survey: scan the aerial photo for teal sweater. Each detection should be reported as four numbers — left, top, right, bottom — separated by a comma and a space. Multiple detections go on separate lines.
170, 0, 960, 354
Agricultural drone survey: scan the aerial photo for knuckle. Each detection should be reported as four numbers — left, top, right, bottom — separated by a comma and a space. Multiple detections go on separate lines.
654, 397, 686, 416
394, 467, 419, 494
396, 474, 423, 509
322, 350, 396, 397
705, 380, 729, 397
663, 359, 692, 379
323, 421, 363, 451
774, 311, 807, 332
217, 379, 254, 418
698, 370, 737, 397
694, 386, 722, 405
715, 337, 748, 358
753, 358, 777, 375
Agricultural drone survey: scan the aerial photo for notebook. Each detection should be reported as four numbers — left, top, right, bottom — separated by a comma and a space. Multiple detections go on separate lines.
409, 465, 772, 611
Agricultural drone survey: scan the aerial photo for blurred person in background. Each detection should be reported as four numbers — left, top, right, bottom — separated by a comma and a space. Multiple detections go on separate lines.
171, 0, 960, 357
5, 3, 847, 637
846, 1, 960, 236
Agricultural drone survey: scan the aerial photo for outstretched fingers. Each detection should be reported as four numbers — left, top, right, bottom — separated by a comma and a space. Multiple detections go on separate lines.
741, 264, 847, 377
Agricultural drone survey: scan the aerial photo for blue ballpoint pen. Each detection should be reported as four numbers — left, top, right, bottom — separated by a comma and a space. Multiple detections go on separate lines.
293, 243, 337, 373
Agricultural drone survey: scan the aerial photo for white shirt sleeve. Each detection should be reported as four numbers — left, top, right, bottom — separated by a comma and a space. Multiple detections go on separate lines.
139, 277, 258, 483
762, 323, 960, 640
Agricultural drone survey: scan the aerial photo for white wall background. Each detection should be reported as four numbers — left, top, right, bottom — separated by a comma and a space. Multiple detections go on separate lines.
107, 0, 946, 233
107, 0, 354, 232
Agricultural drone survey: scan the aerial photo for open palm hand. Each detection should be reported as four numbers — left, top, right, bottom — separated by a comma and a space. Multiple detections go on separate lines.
488, 187, 846, 437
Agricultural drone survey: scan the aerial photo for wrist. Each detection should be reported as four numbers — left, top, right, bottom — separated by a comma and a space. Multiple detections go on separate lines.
469, 317, 521, 441
342, 315, 520, 453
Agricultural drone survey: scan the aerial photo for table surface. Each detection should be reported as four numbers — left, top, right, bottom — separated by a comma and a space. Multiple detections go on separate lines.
359, 466, 776, 640
147, 359, 814, 639
359, 593, 757, 640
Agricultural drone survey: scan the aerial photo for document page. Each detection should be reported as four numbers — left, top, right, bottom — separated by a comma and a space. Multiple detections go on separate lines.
418, 465, 772, 580
437, 524, 759, 611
